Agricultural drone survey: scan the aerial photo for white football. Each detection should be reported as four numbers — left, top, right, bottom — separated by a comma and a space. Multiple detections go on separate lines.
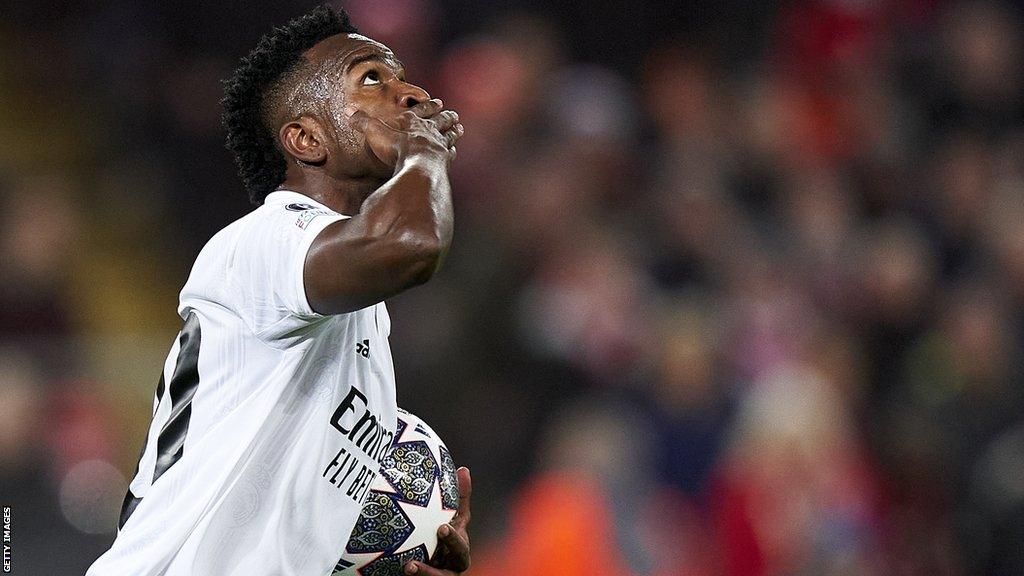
330, 408, 459, 576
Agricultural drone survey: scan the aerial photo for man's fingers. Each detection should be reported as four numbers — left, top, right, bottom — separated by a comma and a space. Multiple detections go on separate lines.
410, 98, 444, 118
441, 124, 463, 152
434, 523, 471, 571
433, 110, 460, 132
403, 561, 453, 576
452, 467, 472, 528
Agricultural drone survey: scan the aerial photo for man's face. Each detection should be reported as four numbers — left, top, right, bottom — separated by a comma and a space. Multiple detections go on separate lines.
303, 33, 431, 178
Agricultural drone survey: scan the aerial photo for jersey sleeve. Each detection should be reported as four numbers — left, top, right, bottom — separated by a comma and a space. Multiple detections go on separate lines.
233, 205, 348, 346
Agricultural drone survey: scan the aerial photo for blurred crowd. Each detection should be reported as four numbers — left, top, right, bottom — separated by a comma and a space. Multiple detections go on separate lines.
2, 0, 1024, 574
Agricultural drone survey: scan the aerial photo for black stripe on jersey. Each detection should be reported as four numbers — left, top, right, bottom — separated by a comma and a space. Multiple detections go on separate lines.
153, 311, 202, 483
156, 369, 165, 402
118, 488, 143, 530
118, 418, 153, 529
117, 310, 203, 530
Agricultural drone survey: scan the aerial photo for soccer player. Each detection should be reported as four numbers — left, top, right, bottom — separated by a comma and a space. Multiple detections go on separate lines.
87, 5, 471, 575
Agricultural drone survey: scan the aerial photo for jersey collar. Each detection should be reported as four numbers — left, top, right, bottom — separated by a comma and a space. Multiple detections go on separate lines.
264, 190, 331, 210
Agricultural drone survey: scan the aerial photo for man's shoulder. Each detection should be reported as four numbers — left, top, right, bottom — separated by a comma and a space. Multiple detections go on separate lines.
202, 199, 307, 249
179, 205, 282, 316
197, 207, 263, 255
191, 192, 346, 274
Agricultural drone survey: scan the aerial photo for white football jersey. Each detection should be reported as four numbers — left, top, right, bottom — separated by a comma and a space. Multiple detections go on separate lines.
87, 190, 399, 576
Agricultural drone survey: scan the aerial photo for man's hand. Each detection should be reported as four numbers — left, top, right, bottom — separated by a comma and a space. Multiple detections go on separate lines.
404, 467, 472, 575
350, 99, 464, 171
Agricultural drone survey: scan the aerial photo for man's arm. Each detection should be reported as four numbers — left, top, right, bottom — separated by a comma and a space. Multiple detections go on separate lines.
304, 101, 462, 314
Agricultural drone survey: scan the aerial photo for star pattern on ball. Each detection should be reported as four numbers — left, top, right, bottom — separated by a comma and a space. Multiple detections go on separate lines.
394, 480, 447, 561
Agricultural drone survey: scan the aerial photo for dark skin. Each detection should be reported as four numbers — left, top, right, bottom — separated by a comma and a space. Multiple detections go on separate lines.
272, 34, 470, 575
279, 33, 463, 314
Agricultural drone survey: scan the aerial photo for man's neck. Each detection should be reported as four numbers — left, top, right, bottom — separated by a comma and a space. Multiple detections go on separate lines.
278, 172, 383, 216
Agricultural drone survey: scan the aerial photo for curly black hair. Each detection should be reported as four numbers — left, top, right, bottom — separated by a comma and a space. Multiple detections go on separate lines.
222, 4, 357, 204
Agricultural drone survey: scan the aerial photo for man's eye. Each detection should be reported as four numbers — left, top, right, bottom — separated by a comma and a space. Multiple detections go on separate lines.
361, 70, 381, 85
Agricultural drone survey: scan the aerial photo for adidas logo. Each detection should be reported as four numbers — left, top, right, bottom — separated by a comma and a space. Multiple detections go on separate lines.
355, 339, 370, 358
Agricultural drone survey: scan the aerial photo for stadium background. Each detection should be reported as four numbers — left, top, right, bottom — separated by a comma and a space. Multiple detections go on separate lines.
3, 0, 1024, 573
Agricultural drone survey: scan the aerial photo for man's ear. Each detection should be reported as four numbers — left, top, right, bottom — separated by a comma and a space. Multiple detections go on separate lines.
279, 116, 327, 165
